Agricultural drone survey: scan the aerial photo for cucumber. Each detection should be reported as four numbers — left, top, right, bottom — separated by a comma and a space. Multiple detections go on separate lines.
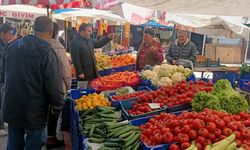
119, 130, 133, 139
94, 128, 105, 136
107, 122, 129, 130
126, 140, 139, 150
104, 142, 121, 147
98, 113, 118, 119
98, 146, 120, 150
89, 138, 105, 143
99, 109, 115, 114
92, 133, 103, 138
133, 142, 140, 150
124, 133, 140, 148
103, 122, 116, 127
114, 126, 138, 137
108, 138, 124, 143
97, 106, 115, 111
123, 132, 135, 143
89, 124, 95, 137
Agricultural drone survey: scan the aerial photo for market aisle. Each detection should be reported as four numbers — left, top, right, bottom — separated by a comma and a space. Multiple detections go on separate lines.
0, 134, 64, 150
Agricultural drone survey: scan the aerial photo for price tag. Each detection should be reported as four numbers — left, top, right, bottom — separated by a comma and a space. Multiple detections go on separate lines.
148, 103, 161, 109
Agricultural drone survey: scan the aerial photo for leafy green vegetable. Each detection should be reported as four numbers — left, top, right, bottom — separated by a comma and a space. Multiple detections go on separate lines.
220, 94, 249, 114
212, 79, 236, 97
240, 63, 250, 73
192, 92, 221, 112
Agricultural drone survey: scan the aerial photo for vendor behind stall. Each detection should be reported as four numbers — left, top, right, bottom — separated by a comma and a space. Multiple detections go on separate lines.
166, 30, 197, 65
136, 28, 164, 71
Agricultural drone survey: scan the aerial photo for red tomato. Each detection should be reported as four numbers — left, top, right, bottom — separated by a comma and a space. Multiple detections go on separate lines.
208, 133, 216, 141
140, 134, 147, 141
223, 116, 231, 124
235, 131, 241, 139
205, 115, 215, 122
182, 125, 191, 133
161, 128, 171, 134
245, 120, 250, 127
237, 140, 242, 147
176, 133, 190, 144
223, 128, 233, 136
143, 128, 153, 137
181, 142, 191, 150
243, 140, 250, 146
153, 129, 161, 135
215, 119, 226, 129
189, 130, 198, 140
163, 132, 174, 144
220, 135, 227, 140
198, 128, 209, 138
174, 126, 182, 135
242, 128, 250, 139
193, 119, 205, 130
206, 122, 217, 132
153, 133, 163, 145
196, 142, 203, 150
227, 122, 237, 131
169, 144, 180, 150
197, 136, 206, 145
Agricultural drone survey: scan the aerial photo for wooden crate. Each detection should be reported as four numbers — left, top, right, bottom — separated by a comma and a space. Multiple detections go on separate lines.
205, 44, 216, 61
216, 46, 241, 64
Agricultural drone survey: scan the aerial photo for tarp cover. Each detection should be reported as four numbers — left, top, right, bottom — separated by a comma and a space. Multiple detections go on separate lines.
0, 0, 73, 5
122, 0, 250, 17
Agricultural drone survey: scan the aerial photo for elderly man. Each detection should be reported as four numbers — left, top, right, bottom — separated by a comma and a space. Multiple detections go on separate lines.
136, 28, 164, 71
166, 30, 197, 65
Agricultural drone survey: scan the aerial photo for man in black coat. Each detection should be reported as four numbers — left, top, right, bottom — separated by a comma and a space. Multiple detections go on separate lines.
2, 16, 64, 150
70, 23, 113, 89
0, 23, 14, 136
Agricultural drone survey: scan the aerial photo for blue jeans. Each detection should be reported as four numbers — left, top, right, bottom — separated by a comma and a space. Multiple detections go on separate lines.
7, 126, 45, 150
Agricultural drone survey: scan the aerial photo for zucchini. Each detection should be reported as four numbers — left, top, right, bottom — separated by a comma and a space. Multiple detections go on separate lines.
89, 138, 105, 143
133, 142, 140, 150
94, 128, 105, 136
97, 106, 115, 111
123, 132, 135, 143
108, 138, 124, 143
124, 133, 140, 148
98, 113, 118, 119
92, 133, 103, 138
104, 142, 121, 148
107, 122, 129, 130
119, 130, 133, 139
89, 124, 95, 137
114, 126, 137, 137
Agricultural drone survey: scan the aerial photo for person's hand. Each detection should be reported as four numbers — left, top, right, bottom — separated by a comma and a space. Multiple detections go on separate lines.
173, 60, 177, 65
79, 74, 85, 79
107, 33, 115, 40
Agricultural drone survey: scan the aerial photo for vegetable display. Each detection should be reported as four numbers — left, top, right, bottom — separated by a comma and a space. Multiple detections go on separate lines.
79, 107, 140, 150
141, 64, 193, 87
192, 80, 249, 114
139, 109, 250, 149
91, 71, 140, 91
95, 53, 136, 71
112, 91, 147, 101
75, 93, 111, 111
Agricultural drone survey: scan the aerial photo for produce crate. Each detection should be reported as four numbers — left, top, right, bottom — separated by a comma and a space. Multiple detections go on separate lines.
130, 110, 191, 150
99, 64, 136, 77
120, 99, 167, 120
140, 78, 158, 90
187, 74, 196, 82
207, 60, 220, 67
194, 60, 208, 68
212, 72, 239, 85
108, 86, 152, 109
70, 89, 96, 100
167, 103, 192, 113
240, 72, 250, 80
121, 64, 136, 71
239, 79, 250, 92
71, 78, 78, 89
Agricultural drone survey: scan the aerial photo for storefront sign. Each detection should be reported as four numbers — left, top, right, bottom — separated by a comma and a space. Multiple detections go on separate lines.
0, 10, 41, 20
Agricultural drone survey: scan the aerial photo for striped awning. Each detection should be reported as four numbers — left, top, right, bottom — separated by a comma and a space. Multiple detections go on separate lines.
0, 0, 74, 5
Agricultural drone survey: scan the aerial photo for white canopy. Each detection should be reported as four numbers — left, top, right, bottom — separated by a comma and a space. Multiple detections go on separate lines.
52, 8, 125, 24
122, 0, 250, 17
0, 5, 47, 20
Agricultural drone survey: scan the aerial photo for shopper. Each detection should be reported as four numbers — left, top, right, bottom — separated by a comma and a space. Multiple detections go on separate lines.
0, 23, 14, 136
2, 16, 64, 150
47, 22, 72, 149
20, 27, 29, 38
136, 28, 164, 71
70, 23, 114, 89
166, 30, 197, 65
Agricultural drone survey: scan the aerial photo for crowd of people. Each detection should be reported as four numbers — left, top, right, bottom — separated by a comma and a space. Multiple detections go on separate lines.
0, 15, 197, 150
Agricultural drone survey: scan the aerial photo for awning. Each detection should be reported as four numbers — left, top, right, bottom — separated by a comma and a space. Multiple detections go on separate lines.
0, 5, 47, 20
0, 0, 73, 5
122, 0, 250, 17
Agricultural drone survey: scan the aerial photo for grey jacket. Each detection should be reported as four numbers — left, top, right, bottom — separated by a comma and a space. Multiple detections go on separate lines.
49, 39, 71, 92
166, 39, 197, 64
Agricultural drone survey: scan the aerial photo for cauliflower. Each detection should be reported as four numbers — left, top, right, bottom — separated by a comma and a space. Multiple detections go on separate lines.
176, 65, 185, 73
183, 68, 193, 77
156, 77, 173, 87
171, 72, 186, 84
158, 64, 174, 77
153, 65, 161, 74
141, 70, 153, 79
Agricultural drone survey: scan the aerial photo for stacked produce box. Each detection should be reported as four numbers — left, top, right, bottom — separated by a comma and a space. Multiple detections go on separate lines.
68, 62, 250, 150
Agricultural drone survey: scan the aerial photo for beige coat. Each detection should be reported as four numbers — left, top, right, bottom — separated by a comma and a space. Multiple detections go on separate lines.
49, 39, 71, 93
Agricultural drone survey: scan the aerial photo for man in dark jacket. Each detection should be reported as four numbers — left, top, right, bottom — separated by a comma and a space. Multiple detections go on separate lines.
70, 23, 113, 89
2, 16, 64, 150
0, 23, 14, 136
166, 30, 197, 65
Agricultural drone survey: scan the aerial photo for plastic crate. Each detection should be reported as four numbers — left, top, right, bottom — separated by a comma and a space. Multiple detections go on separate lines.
240, 72, 250, 80
212, 72, 239, 85
239, 79, 250, 92
70, 89, 96, 100
207, 60, 220, 67
167, 103, 192, 113
120, 99, 167, 120
187, 74, 196, 82
195, 61, 208, 67
108, 86, 152, 109
122, 64, 136, 71
140, 78, 158, 90
98, 70, 107, 76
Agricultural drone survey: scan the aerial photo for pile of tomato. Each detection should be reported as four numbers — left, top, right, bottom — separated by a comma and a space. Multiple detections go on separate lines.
139, 109, 250, 150
112, 91, 147, 101
126, 81, 213, 116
